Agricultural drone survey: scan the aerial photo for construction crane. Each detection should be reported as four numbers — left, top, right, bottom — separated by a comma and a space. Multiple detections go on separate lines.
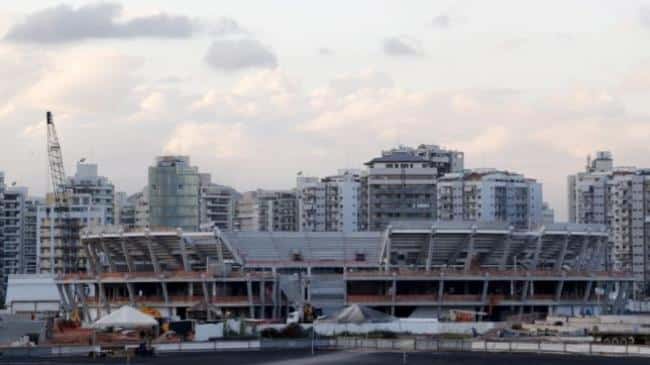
46, 111, 79, 274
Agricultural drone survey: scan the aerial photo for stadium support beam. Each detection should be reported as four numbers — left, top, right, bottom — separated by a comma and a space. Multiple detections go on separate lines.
100, 235, 116, 273
76, 283, 91, 321
178, 229, 190, 272
583, 281, 593, 304
577, 232, 590, 271
391, 273, 397, 316
161, 282, 169, 304
589, 236, 606, 271
463, 226, 477, 273
426, 228, 436, 272
246, 274, 254, 318
56, 284, 71, 311
201, 281, 212, 321
145, 232, 161, 273
126, 282, 135, 305
481, 277, 489, 304
437, 276, 444, 317
530, 227, 545, 270
555, 278, 565, 302
260, 278, 266, 320
554, 232, 570, 272
120, 234, 134, 273
499, 229, 514, 271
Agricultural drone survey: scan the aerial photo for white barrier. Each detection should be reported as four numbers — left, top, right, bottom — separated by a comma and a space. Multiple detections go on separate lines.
312, 320, 499, 336
152, 340, 260, 353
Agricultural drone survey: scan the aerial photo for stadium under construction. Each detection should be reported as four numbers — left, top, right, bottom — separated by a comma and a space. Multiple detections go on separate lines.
54, 221, 635, 322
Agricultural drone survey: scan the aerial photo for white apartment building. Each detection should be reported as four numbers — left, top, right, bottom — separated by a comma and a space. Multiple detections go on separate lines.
296, 169, 362, 233
235, 190, 298, 232
0, 173, 40, 301
568, 151, 650, 294
37, 162, 115, 274
199, 173, 238, 231
365, 149, 439, 231
437, 169, 543, 229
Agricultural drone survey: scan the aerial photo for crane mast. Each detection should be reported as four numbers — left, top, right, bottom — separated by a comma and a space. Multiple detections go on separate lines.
46, 111, 78, 273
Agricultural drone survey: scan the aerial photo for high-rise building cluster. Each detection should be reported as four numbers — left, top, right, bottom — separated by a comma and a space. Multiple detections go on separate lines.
3, 144, 650, 301
568, 151, 650, 293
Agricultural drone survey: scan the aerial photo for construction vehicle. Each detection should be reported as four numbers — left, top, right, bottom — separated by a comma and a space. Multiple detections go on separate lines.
529, 315, 650, 345
46, 111, 81, 274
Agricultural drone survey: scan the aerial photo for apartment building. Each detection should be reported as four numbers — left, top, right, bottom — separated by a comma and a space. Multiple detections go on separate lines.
235, 190, 298, 232
568, 151, 650, 294
437, 169, 543, 229
199, 173, 238, 231
37, 162, 115, 274
365, 149, 438, 231
296, 169, 362, 233
148, 156, 200, 231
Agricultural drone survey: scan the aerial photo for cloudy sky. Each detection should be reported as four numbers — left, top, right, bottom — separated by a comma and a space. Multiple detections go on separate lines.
2, 1, 650, 220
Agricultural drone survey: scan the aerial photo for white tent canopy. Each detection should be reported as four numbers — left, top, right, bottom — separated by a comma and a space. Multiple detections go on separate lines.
92, 306, 157, 329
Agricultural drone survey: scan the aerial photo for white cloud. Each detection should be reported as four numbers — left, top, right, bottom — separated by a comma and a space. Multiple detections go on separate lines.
164, 122, 245, 158
204, 38, 278, 71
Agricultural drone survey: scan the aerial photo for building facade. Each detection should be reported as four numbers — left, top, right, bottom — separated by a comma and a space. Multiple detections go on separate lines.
437, 169, 543, 229
199, 174, 238, 231
37, 163, 115, 274
148, 156, 200, 231
365, 149, 438, 231
568, 151, 650, 294
296, 169, 362, 233
235, 190, 298, 232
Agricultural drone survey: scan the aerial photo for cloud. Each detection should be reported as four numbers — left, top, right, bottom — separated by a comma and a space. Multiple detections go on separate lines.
318, 47, 333, 55
204, 38, 278, 71
4, 2, 198, 43
382, 36, 422, 56
641, 6, 650, 29
164, 122, 245, 158
432, 15, 451, 29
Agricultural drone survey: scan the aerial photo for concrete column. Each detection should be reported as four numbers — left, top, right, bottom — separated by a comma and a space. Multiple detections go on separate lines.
201, 280, 211, 321
126, 282, 135, 305
555, 279, 565, 302
246, 274, 254, 318
177, 229, 190, 272
161, 282, 169, 304
260, 278, 266, 320
391, 274, 397, 316
554, 233, 570, 272
426, 228, 436, 272
120, 234, 134, 273
464, 226, 477, 273
76, 284, 91, 322
100, 235, 116, 273
145, 232, 161, 273
499, 229, 514, 271
481, 278, 489, 304
272, 278, 278, 318
531, 227, 545, 271
56, 284, 70, 311
583, 281, 593, 304
520, 279, 530, 315
577, 233, 590, 272
437, 276, 444, 317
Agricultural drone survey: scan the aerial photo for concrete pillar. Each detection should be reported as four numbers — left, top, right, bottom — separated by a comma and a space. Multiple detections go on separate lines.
437, 276, 444, 317
100, 235, 116, 273
126, 282, 135, 305
464, 226, 477, 273
120, 234, 134, 273
531, 227, 545, 271
426, 228, 436, 272
260, 278, 266, 320
554, 232, 570, 272
177, 229, 190, 272
499, 229, 514, 271
391, 274, 397, 316
555, 279, 565, 302
246, 274, 254, 318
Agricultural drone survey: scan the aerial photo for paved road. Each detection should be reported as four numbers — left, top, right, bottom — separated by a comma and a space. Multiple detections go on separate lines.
2, 350, 650, 365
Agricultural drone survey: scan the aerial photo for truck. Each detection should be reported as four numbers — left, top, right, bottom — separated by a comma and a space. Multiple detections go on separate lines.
540, 315, 650, 345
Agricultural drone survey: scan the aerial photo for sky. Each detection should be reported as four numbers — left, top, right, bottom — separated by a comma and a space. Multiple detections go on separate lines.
2, 1, 650, 220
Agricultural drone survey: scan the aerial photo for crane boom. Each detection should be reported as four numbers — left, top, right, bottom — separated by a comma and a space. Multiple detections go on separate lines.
46, 111, 67, 199
45, 111, 79, 274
